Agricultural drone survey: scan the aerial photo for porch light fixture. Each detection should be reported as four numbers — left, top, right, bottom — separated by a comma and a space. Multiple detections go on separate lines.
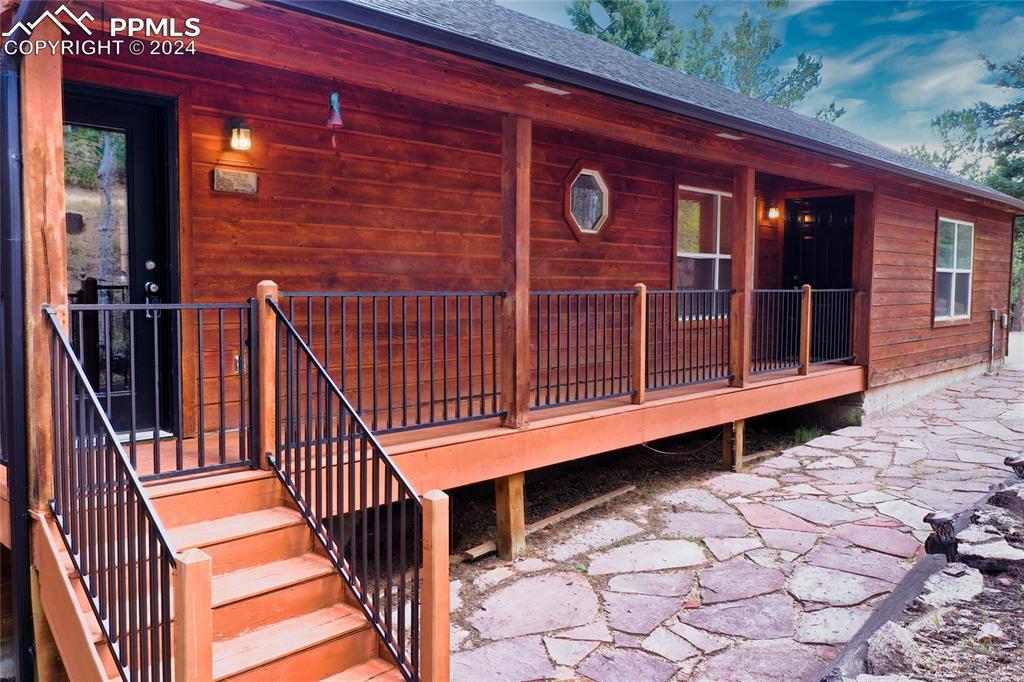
327, 86, 345, 150
767, 205, 780, 220
228, 118, 251, 151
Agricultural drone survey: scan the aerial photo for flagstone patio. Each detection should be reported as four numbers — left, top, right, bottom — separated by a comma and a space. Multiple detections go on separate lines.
449, 368, 1024, 682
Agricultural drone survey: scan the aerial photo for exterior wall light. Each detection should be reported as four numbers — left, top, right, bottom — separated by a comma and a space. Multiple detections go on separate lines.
767, 205, 780, 220
228, 118, 252, 151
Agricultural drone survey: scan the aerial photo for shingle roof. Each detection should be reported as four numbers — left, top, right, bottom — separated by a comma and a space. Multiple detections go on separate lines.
278, 0, 1024, 211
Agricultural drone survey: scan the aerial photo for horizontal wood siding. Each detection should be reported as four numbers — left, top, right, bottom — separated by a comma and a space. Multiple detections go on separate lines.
869, 194, 1013, 386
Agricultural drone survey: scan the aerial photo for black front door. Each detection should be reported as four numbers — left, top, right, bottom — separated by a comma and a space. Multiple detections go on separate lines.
64, 84, 177, 434
782, 195, 855, 289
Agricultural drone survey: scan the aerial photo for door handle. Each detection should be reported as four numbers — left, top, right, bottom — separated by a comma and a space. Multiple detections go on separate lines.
144, 281, 160, 294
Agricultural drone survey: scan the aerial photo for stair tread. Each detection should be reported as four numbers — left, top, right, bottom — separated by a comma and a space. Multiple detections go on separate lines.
145, 468, 275, 499
212, 552, 335, 607
213, 603, 369, 680
320, 658, 401, 682
169, 507, 303, 549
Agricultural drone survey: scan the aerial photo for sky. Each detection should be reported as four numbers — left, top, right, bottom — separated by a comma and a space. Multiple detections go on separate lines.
495, 0, 1024, 153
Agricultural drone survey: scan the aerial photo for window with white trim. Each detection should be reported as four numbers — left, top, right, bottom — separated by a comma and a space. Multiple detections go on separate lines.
934, 217, 974, 321
675, 186, 732, 290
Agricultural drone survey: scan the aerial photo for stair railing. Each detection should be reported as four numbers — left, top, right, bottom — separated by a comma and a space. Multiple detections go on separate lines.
46, 306, 178, 681
267, 297, 441, 681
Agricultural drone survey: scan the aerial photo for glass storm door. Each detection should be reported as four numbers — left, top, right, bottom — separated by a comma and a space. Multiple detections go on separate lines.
64, 86, 174, 434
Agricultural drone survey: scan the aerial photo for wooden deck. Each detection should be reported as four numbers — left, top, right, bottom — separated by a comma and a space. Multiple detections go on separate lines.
381, 363, 866, 491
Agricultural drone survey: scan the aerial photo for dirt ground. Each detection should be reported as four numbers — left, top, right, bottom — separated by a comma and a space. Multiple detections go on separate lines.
905, 570, 1024, 682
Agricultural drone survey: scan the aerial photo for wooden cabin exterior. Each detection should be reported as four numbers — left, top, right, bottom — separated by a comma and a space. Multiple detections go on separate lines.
2, 1, 1023, 680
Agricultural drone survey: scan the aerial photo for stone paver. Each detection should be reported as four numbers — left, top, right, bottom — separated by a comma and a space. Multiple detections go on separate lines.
469, 572, 598, 639
578, 648, 680, 682
677, 593, 797, 639
588, 539, 706, 575
699, 558, 785, 604
607, 571, 693, 597
451, 369, 1024, 681
789, 565, 891, 606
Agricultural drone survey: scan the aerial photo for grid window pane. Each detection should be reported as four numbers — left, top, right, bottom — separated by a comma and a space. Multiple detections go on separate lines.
955, 223, 973, 269
717, 258, 732, 290
677, 192, 717, 254
937, 220, 955, 269
676, 257, 716, 289
954, 272, 971, 316
934, 271, 953, 318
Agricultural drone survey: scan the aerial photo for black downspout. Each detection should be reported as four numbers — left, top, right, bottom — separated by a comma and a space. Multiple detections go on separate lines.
2, 2, 49, 680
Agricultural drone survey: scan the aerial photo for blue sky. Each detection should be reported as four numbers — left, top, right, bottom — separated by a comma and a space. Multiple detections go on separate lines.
495, 1, 1024, 152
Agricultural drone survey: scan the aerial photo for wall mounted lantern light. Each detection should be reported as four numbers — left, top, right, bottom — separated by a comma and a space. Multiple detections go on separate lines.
228, 118, 252, 151
767, 204, 780, 220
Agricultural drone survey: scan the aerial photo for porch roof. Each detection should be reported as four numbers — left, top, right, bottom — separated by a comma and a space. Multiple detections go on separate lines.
275, 0, 1024, 213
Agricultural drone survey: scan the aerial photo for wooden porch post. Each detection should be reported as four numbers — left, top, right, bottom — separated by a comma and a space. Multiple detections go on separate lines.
729, 167, 756, 387
722, 419, 745, 471
256, 280, 279, 469
495, 472, 526, 560
631, 283, 647, 404
173, 549, 213, 682
851, 190, 876, 367
20, 22, 69, 680
421, 490, 451, 682
799, 284, 812, 375
500, 114, 532, 428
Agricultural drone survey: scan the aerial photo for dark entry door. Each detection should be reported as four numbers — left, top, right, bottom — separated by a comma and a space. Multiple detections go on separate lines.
782, 195, 855, 289
64, 85, 177, 434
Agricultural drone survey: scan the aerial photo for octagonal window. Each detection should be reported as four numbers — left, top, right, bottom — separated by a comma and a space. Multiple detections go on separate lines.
568, 168, 609, 235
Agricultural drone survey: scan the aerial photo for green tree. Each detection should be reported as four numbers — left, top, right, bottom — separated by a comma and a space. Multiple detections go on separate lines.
905, 53, 1024, 328
566, 0, 683, 69
568, 0, 843, 119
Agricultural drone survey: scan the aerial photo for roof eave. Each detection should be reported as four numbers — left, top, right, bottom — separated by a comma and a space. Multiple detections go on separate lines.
271, 0, 1024, 214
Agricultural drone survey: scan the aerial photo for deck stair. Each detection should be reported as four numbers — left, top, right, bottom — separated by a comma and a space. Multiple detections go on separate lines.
146, 468, 403, 681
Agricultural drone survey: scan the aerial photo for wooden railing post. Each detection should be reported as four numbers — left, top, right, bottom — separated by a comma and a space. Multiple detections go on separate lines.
631, 283, 647, 404
421, 490, 450, 682
173, 549, 213, 682
256, 280, 279, 469
799, 284, 812, 375
852, 290, 867, 364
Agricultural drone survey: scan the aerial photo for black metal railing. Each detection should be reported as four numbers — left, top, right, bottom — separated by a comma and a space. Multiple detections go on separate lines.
530, 291, 635, 408
811, 288, 855, 364
751, 289, 803, 375
47, 307, 177, 682
269, 298, 422, 681
68, 302, 256, 480
646, 289, 732, 391
281, 292, 504, 434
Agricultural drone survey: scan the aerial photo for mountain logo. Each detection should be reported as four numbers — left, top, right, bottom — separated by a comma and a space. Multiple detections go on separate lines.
2, 5, 94, 38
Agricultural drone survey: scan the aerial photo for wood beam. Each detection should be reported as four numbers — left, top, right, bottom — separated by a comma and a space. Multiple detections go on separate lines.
495, 472, 526, 560
729, 167, 756, 387
421, 490, 451, 682
500, 115, 532, 428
